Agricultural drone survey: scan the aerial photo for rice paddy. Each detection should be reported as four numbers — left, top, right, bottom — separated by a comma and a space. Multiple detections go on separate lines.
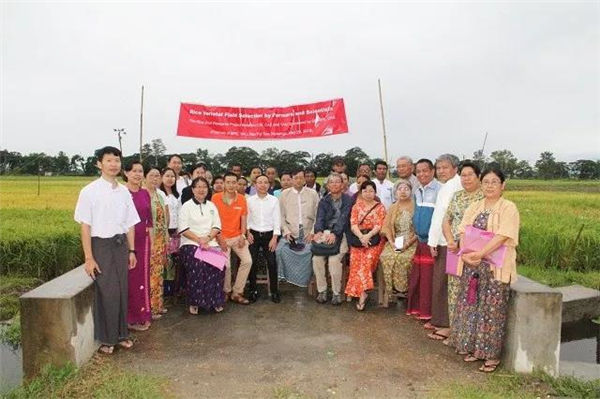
0, 176, 598, 288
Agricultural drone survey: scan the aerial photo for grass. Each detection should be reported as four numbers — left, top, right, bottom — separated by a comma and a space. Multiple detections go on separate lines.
431, 370, 600, 399
2, 356, 172, 399
519, 264, 600, 289
0, 315, 21, 347
506, 179, 600, 193
0, 276, 41, 321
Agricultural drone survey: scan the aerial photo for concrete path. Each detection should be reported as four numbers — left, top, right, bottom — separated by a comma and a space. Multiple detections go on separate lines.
114, 285, 484, 398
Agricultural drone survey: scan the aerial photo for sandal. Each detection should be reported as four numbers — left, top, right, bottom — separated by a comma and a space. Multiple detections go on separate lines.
160, 308, 168, 314
189, 306, 198, 315
231, 294, 250, 305
151, 313, 163, 320
128, 323, 150, 332
356, 294, 368, 311
118, 339, 134, 349
98, 345, 114, 354
427, 332, 447, 341
214, 306, 224, 313
479, 360, 500, 373
463, 355, 479, 362
423, 322, 436, 330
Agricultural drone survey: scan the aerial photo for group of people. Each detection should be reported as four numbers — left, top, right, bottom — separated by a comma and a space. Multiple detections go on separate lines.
75, 146, 519, 373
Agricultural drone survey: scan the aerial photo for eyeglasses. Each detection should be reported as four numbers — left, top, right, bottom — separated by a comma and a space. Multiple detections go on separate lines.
481, 180, 502, 187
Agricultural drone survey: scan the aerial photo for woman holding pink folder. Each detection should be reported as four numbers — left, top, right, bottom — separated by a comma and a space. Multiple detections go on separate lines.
178, 177, 226, 315
429, 161, 483, 342
448, 166, 520, 373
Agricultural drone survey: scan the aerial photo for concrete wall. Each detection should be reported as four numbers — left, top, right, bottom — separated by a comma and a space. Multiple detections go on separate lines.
503, 276, 563, 377
20, 265, 97, 379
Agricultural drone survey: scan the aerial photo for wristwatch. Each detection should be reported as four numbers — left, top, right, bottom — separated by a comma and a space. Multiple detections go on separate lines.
128, 249, 136, 254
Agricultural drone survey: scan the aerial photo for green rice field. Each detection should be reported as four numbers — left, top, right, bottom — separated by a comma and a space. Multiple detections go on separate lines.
0, 176, 598, 290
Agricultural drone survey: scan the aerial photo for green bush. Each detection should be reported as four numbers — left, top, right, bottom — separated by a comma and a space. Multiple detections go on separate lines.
0, 210, 82, 279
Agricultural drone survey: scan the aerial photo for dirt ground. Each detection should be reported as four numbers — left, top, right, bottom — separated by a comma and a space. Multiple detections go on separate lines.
113, 284, 484, 398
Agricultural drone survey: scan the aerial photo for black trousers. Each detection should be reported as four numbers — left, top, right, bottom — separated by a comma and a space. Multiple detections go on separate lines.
248, 230, 278, 294
92, 234, 128, 345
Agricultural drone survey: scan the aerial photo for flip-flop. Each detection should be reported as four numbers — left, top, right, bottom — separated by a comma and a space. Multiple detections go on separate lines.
479, 361, 500, 373
214, 306, 224, 313
98, 345, 114, 354
118, 339, 134, 349
463, 355, 479, 362
427, 332, 447, 341
423, 322, 436, 330
128, 323, 150, 332
231, 294, 250, 305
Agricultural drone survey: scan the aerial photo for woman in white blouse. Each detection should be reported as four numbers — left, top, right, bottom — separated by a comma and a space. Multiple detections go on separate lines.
160, 167, 181, 296
178, 177, 226, 314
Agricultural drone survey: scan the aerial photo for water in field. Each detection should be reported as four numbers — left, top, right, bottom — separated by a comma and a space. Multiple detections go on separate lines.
0, 341, 22, 394
560, 319, 599, 364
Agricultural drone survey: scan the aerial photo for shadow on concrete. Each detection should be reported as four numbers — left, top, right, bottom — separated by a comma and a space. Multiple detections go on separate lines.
113, 284, 485, 398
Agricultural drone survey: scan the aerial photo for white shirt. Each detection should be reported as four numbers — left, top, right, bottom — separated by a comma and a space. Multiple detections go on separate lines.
74, 177, 140, 238
162, 191, 180, 230
427, 174, 463, 247
247, 193, 281, 235
176, 176, 189, 195
348, 182, 359, 195
374, 178, 394, 210
293, 187, 304, 223
178, 199, 221, 247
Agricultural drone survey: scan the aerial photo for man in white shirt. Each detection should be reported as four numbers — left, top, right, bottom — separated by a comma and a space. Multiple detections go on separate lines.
74, 146, 140, 354
247, 175, 281, 303
426, 154, 462, 336
348, 163, 372, 195
276, 169, 320, 287
396, 156, 420, 195
373, 160, 394, 209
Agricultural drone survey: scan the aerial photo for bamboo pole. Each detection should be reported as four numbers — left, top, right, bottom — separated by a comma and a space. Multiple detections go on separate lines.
139, 85, 144, 161
377, 79, 390, 178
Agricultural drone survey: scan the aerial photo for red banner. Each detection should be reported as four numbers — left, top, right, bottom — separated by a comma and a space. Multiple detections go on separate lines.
177, 98, 348, 140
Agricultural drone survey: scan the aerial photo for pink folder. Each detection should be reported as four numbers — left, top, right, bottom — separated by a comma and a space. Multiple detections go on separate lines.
194, 247, 228, 271
460, 225, 506, 268
445, 249, 461, 276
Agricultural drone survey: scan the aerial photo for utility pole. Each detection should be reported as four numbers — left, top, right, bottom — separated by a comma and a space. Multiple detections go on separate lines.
114, 128, 126, 154
377, 79, 390, 178
139, 85, 144, 162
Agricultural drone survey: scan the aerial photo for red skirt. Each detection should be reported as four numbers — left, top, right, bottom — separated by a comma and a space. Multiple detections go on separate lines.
406, 241, 435, 319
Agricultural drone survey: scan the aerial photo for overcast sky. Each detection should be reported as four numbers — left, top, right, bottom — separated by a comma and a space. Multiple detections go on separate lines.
1, 1, 599, 163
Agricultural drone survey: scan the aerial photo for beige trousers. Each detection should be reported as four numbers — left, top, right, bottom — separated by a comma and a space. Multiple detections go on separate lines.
312, 235, 348, 295
224, 235, 253, 295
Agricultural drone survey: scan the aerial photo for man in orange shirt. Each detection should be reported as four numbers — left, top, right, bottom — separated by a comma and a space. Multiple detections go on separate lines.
212, 172, 252, 304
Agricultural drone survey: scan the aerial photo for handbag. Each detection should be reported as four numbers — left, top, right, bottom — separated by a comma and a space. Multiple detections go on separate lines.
348, 203, 382, 248
311, 236, 342, 256
167, 233, 180, 255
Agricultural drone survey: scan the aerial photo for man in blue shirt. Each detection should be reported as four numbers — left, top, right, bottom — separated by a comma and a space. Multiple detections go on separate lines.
407, 159, 441, 322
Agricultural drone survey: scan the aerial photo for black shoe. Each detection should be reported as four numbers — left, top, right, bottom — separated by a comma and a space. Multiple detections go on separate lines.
316, 291, 328, 304
271, 292, 281, 303
248, 290, 259, 303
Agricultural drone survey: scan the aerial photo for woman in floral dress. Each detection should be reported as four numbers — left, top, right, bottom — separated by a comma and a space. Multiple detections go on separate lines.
145, 167, 169, 318
380, 179, 417, 300
448, 166, 520, 373
345, 181, 386, 311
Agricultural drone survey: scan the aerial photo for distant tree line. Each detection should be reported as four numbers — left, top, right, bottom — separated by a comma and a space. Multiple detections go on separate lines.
0, 139, 598, 180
